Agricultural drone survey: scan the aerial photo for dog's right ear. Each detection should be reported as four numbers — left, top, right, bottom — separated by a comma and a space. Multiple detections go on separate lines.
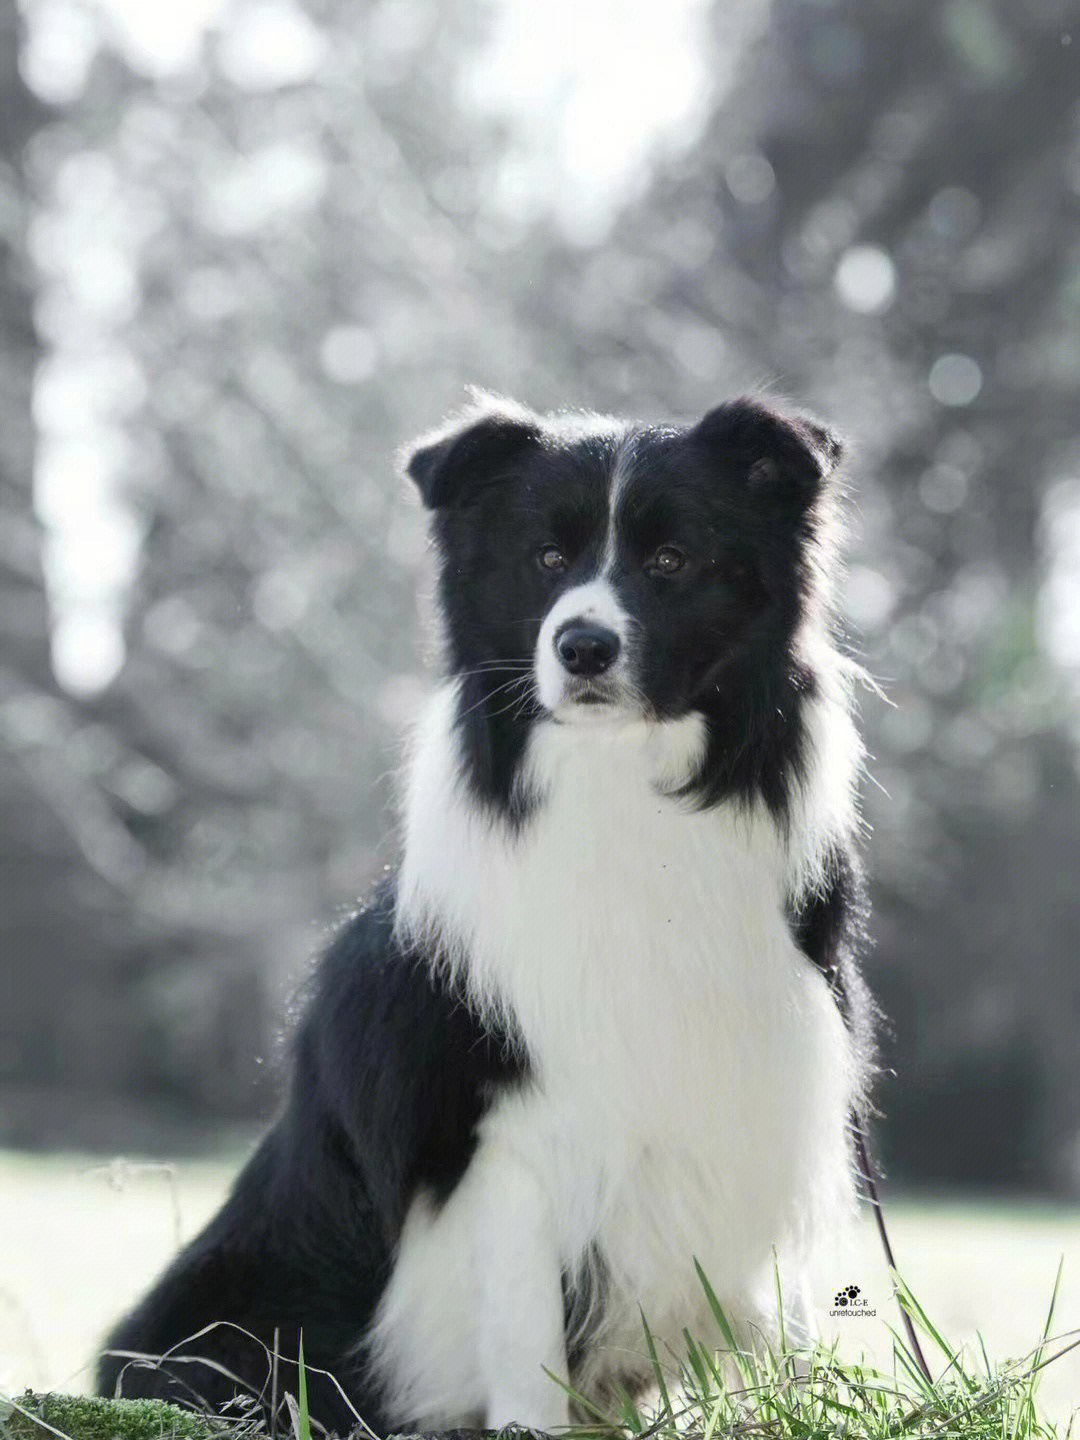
400, 398, 543, 510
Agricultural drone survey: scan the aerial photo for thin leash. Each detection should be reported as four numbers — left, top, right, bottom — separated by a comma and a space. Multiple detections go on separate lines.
850, 1108, 933, 1384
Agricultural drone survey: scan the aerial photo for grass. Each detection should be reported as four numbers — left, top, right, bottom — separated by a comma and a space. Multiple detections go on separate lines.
2, 1154, 1077, 1438
3, 1266, 1077, 1440
547, 1258, 1080, 1440
5, 1153, 1079, 1416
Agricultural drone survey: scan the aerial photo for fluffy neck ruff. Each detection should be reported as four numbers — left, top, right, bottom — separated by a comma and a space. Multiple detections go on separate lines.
393, 649, 863, 1016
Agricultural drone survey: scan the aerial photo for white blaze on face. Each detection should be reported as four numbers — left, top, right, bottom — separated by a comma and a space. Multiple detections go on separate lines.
599, 431, 637, 579
534, 578, 632, 713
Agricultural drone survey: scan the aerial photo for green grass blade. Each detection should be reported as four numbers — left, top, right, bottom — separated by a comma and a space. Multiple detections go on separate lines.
1020, 1256, 1065, 1430
890, 1274, 953, 1364
541, 1367, 610, 1424
885, 1325, 938, 1401
771, 1249, 787, 1361
699, 1395, 726, 1440
611, 1383, 644, 1434
1040, 1257, 1064, 1353
692, 1259, 738, 1349
296, 1333, 310, 1440
681, 1327, 711, 1401
814, 1390, 865, 1423
639, 1309, 674, 1423
977, 1329, 993, 1380
692, 1257, 757, 1388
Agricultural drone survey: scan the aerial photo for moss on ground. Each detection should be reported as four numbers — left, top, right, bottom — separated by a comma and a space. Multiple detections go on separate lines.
0, 1393, 232, 1440
0, 1395, 534, 1440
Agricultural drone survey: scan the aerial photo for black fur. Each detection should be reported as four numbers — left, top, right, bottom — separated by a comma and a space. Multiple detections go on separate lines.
98, 887, 525, 1434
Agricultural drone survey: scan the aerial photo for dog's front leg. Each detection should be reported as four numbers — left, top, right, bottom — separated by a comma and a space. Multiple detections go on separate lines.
469, 1145, 570, 1432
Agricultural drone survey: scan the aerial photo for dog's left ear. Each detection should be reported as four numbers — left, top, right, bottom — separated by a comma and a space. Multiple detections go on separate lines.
400, 396, 543, 510
693, 397, 843, 504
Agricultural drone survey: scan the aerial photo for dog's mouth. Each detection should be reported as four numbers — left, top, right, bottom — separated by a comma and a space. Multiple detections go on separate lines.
551, 676, 653, 722
563, 677, 619, 706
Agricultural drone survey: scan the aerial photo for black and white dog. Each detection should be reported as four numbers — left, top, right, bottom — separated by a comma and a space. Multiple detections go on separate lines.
99, 394, 876, 1435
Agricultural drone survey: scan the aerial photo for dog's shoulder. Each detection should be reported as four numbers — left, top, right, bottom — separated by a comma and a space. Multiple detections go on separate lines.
289, 882, 527, 1236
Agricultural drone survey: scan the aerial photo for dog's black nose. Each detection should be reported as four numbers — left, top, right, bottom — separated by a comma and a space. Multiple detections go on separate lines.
555, 623, 620, 676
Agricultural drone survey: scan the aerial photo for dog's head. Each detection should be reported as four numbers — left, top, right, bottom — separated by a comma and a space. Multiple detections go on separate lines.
400, 392, 847, 817
402, 392, 843, 726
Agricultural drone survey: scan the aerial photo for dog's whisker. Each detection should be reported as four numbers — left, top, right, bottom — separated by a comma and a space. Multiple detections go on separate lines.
457, 660, 534, 671
455, 673, 535, 722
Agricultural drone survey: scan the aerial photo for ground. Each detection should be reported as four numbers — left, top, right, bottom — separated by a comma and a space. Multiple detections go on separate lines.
1, 1147, 1078, 1427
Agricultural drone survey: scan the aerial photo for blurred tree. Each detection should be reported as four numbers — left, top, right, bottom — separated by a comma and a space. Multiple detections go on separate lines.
7, 0, 560, 1142
0, 0, 52, 1101
0, 0, 139, 1145
80, 2, 528, 928
0, 0, 51, 698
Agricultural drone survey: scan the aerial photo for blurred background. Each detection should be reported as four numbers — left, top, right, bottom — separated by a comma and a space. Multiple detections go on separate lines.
2, 0, 1080, 1416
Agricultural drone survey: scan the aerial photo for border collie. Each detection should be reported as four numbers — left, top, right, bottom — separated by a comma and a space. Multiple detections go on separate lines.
99, 393, 876, 1435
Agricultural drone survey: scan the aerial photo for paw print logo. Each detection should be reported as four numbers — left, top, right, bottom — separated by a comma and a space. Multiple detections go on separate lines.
833, 1284, 861, 1307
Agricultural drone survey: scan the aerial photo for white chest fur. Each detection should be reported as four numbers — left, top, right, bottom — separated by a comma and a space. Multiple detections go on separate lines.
380, 685, 862, 1423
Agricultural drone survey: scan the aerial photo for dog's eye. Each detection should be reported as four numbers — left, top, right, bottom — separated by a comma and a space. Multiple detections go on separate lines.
647, 545, 686, 576
537, 545, 567, 572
